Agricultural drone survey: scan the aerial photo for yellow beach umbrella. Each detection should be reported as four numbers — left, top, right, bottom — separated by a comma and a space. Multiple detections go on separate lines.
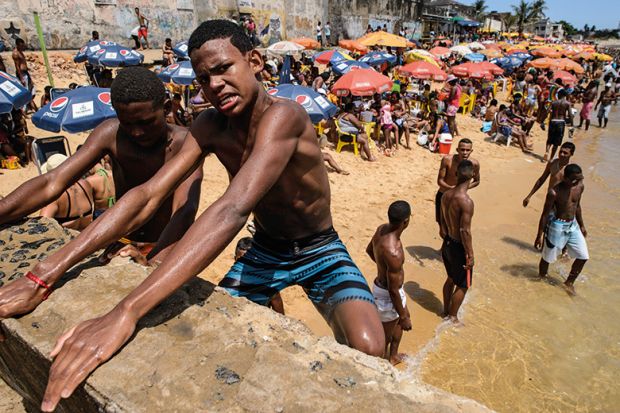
358, 31, 408, 48
594, 53, 613, 61
404, 49, 440, 67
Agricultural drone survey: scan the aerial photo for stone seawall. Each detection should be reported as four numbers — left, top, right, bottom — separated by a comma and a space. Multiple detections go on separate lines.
0, 219, 491, 412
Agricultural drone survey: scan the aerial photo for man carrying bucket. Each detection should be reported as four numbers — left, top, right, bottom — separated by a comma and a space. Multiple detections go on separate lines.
435, 138, 480, 229
439, 159, 476, 325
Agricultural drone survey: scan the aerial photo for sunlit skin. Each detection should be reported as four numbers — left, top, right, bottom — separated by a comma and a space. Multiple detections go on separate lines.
37, 36, 384, 411
523, 145, 574, 207
535, 169, 587, 296
0, 98, 203, 343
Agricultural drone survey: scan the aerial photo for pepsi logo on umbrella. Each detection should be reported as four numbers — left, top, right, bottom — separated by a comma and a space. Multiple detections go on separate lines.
295, 95, 313, 108
50, 96, 69, 112
267, 89, 279, 96
167, 64, 180, 71
96, 49, 105, 56
98, 92, 111, 105
120, 49, 130, 56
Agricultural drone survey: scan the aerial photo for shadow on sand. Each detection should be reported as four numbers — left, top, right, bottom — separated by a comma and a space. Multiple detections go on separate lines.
404, 280, 444, 316
406, 245, 441, 267
501, 236, 538, 253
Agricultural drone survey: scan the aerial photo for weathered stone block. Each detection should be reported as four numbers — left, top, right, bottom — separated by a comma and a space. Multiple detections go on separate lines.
0, 219, 490, 412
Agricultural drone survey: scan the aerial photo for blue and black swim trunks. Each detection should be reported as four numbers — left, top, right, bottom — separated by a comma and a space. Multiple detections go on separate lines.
219, 227, 374, 314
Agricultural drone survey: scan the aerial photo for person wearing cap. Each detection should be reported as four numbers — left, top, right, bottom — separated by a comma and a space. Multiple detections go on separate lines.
594, 81, 616, 128
39, 154, 95, 231
444, 75, 461, 138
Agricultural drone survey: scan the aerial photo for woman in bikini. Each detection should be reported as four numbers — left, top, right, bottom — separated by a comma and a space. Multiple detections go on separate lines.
39, 155, 95, 231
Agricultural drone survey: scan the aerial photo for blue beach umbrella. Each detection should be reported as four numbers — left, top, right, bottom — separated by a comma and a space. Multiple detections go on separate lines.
464, 53, 486, 62
267, 84, 337, 123
278, 55, 292, 85
313, 50, 351, 65
73, 40, 117, 63
173, 40, 189, 59
87, 45, 144, 67
510, 52, 532, 61
0, 71, 32, 114
359, 51, 397, 67
32, 87, 116, 133
332, 60, 371, 76
158, 60, 196, 85
491, 57, 525, 69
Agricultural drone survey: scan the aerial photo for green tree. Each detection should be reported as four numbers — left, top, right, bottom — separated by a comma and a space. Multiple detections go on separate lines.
558, 20, 577, 36
472, 0, 488, 22
583, 24, 589, 33
511, 0, 530, 37
502, 14, 518, 33
511, 0, 547, 38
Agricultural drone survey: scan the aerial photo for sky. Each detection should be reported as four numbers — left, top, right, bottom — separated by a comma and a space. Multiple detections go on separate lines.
471, 0, 620, 30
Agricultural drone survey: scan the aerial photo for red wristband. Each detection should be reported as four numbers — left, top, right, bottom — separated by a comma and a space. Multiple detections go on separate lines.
25, 271, 52, 300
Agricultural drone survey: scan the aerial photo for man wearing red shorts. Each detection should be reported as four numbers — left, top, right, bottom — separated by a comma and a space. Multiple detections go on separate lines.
135, 7, 150, 50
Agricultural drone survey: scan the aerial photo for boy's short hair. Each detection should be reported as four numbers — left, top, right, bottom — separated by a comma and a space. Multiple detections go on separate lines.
188, 19, 253, 56
110, 67, 166, 110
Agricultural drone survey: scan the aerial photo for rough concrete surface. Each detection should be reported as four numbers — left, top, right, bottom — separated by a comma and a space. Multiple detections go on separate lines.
0, 219, 492, 412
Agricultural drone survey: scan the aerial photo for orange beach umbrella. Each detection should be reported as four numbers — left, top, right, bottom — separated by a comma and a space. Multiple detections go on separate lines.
398, 61, 447, 80
338, 39, 369, 54
290, 38, 320, 49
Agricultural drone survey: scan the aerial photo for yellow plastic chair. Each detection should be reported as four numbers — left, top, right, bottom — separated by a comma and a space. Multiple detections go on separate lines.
361, 121, 377, 149
335, 119, 359, 156
468, 93, 477, 113
458, 93, 472, 115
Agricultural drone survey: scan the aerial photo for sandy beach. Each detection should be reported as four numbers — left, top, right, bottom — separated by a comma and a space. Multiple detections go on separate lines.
2, 49, 616, 412
0, 50, 552, 357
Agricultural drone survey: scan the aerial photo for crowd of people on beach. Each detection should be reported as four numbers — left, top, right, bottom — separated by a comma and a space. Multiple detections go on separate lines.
0, 16, 618, 411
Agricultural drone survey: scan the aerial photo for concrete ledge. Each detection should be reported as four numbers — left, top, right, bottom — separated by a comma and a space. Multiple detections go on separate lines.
0, 219, 491, 412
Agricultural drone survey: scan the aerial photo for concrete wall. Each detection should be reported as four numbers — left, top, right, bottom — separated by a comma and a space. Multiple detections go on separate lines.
0, 0, 414, 50
328, 0, 419, 41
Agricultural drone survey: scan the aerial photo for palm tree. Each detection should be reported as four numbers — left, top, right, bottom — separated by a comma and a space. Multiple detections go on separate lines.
502, 14, 518, 33
511, 0, 530, 38
528, 0, 547, 22
472, 0, 488, 22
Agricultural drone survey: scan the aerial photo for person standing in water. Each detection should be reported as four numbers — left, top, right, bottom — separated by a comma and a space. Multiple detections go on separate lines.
535, 164, 588, 296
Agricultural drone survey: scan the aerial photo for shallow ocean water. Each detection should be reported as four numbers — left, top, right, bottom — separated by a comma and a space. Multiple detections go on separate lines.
415, 109, 620, 412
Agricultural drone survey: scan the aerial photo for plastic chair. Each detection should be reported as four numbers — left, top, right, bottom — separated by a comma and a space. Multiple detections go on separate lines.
458, 93, 472, 115
335, 119, 359, 156
32, 136, 71, 175
468, 93, 477, 114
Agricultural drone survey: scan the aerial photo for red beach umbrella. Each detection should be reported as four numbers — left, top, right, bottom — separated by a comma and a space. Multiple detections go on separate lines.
331, 68, 393, 96
398, 61, 447, 80
429, 46, 451, 58
553, 70, 577, 86
450, 62, 494, 79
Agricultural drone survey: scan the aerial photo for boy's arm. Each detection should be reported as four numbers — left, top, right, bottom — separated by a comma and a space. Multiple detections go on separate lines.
40, 102, 307, 412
